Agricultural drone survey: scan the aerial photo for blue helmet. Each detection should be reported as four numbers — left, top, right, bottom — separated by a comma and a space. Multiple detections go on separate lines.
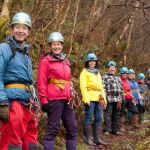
86, 53, 97, 62
48, 32, 64, 43
147, 68, 150, 73
120, 67, 128, 74
11, 12, 32, 29
128, 69, 135, 74
106, 60, 116, 68
137, 73, 145, 80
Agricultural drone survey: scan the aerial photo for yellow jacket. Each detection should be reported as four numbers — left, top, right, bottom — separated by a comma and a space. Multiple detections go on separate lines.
80, 68, 107, 105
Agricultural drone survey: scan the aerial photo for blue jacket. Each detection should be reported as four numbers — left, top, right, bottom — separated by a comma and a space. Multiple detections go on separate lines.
0, 36, 33, 104
129, 79, 143, 105
138, 81, 149, 102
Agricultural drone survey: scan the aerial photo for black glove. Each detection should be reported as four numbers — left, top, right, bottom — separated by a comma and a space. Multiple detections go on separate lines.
0, 103, 9, 122
84, 102, 90, 107
41, 103, 49, 113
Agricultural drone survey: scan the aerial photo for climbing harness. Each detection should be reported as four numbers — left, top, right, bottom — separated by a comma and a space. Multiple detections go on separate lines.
28, 84, 43, 120
68, 81, 82, 108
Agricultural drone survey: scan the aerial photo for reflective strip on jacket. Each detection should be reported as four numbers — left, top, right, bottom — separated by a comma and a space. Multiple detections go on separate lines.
80, 68, 106, 104
38, 54, 71, 104
0, 36, 33, 104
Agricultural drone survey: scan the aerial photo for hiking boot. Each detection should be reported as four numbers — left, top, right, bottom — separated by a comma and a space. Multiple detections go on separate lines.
104, 131, 109, 135
119, 116, 125, 132
93, 127, 108, 145
132, 114, 140, 128
44, 141, 54, 150
66, 140, 76, 150
120, 127, 125, 132
111, 131, 123, 136
37, 144, 44, 150
83, 126, 96, 145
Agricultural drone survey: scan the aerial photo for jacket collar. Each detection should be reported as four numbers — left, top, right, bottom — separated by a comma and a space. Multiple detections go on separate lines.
5, 35, 30, 54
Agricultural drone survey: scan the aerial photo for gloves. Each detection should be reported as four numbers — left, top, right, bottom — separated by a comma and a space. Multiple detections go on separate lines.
0, 103, 9, 122
84, 102, 90, 107
41, 103, 49, 113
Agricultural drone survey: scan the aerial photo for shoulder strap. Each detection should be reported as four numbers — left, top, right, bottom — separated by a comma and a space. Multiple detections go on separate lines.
5, 41, 17, 61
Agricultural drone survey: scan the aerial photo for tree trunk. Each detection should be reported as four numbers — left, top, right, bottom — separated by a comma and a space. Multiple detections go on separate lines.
68, 0, 80, 56
1, 0, 10, 17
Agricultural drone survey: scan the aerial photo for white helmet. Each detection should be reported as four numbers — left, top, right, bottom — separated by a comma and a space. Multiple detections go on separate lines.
11, 12, 32, 29
48, 32, 64, 43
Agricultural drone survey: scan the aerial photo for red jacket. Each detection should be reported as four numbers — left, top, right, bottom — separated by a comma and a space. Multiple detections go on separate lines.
38, 54, 71, 104
121, 77, 133, 101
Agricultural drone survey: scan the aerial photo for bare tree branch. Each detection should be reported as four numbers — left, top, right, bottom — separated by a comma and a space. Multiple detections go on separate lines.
123, 11, 134, 65
68, 0, 80, 56
58, 0, 71, 32
43, 11, 62, 32
32, 0, 46, 25
116, 22, 130, 47
80, 0, 98, 50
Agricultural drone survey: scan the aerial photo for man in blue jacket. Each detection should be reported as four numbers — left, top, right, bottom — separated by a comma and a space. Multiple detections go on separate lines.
128, 69, 143, 127
0, 12, 38, 150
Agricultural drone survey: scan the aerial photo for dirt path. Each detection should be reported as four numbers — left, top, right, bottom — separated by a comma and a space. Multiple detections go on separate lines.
37, 115, 150, 150
85, 121, 150, 150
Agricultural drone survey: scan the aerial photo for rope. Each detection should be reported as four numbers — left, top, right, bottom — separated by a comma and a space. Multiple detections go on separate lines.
28, 85, 43, 120
68, 81, 82, 108
28, 99, 43, 120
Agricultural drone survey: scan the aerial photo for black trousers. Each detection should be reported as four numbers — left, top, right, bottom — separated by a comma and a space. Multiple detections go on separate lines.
104, 102, 120, 133
121, 100, 139, 116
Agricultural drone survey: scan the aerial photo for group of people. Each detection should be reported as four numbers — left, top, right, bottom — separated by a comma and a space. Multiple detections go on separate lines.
80, 54, 150, 147
0, 11, 150, 150
0, 12, 77, 150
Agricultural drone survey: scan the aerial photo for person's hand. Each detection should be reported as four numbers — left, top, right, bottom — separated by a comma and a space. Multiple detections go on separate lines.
41, 103, 49, 112
0, 104, 9, 122
99, 95, 107, 109
99, 100, 107, 109
84, 102, 90, 107
117, 101, 121, 110
103, 102, 107, 109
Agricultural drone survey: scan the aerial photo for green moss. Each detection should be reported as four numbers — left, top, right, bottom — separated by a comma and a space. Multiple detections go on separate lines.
0, 16, 10, 28
0, 16, 10, 41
